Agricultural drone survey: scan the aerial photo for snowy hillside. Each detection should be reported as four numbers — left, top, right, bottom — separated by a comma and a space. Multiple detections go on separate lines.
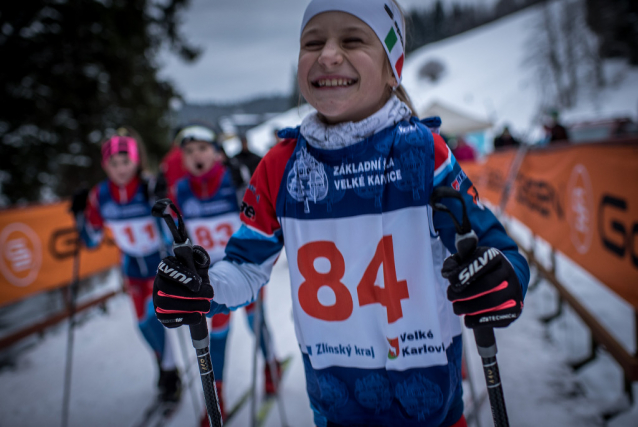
402, 1, 638, 142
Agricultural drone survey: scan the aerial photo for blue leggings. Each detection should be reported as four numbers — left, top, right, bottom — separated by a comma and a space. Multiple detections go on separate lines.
127, 277, 169, 366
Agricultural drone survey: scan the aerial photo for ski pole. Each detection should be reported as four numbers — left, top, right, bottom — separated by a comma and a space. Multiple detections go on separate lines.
156, 232, 202, 421
462, 332, 483, 427
250, 292, 262, 427
61, 216, 82, 427
497, 142, 528, 217
177, 298, 204, 420
430, 186, 510, 427
260, 302, 290, 427
152, 198, 223, 427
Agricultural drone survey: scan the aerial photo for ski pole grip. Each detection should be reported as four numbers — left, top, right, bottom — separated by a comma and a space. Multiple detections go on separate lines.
173, 243, 203, 293
173, 244, 196, 272
455, 230, 478, 261
190, 316, 209, 348
474, 327, 497, 357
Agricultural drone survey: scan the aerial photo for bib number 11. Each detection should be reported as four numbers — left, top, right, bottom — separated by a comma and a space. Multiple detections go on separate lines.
297, 236, 409, 324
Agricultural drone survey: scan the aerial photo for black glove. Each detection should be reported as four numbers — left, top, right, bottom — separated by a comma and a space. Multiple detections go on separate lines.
153, 245, 215, 328
442, 247, 523, 329
70, 188, 89, 216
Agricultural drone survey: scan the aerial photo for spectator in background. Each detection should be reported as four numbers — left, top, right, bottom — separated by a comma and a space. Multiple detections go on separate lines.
493, 125, 520, 150
218, 145, 248, 203
232, 135, 262, 178
218, 135, 263, 203
544, 110, 570, 143
451, 136, 476, 162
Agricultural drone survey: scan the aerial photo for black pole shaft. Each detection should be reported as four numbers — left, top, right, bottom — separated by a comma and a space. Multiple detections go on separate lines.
474, 328, 509, 427
177, 326, 203, 420
261, 307, 290, 427
250, 294, 262, 427
61, 238, 81, 427
480, 355, 509, 427
190, 318, 223, 427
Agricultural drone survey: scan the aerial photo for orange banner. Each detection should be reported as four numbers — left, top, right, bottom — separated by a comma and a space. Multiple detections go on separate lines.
462, 141, 638, 309
0, 202, 120, 307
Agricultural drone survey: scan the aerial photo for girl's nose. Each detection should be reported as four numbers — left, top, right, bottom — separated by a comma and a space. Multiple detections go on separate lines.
317, 40, 343, 68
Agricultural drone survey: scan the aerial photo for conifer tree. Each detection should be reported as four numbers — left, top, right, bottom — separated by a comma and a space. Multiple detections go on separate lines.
0, 0, 199, 204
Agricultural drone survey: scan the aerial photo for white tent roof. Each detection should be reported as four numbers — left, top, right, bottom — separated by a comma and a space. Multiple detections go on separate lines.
246, 104, 315, 156
420, 100, 493, 135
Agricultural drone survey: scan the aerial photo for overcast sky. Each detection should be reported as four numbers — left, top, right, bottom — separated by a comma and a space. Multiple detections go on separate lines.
158, 0, 496, 104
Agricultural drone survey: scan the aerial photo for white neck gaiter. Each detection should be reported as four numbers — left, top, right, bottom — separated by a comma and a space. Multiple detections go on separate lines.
300, 95, 412, 150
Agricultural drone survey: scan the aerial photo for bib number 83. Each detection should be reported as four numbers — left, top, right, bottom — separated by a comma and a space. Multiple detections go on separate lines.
297, 236, 409, 324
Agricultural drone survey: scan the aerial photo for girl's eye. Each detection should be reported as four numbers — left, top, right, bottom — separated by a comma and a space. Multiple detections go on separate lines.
343, 38, 363, 45
304, 40, 324, 49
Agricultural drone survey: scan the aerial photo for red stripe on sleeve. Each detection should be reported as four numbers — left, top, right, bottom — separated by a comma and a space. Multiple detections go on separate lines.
240, 139, 297, 236
433, 133, 450, 170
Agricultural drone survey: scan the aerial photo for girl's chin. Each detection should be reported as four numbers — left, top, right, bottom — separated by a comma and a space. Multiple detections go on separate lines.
318, 108, 365, 124
314, 103, 356, 123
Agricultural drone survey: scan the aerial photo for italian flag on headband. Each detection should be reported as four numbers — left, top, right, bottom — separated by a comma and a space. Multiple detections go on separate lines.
383, 18, 405, 80
301, 0, 406, 85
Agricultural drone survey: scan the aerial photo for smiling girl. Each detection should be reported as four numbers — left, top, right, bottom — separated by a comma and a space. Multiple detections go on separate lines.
153, 1, 529, 426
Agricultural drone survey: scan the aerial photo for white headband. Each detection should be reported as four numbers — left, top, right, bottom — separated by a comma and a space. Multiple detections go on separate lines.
301, 0, 406, 85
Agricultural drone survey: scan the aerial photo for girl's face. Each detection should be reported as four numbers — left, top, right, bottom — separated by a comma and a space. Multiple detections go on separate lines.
298, 11, 397, 124
182, 140, 220, 176
103, 153, 138, 186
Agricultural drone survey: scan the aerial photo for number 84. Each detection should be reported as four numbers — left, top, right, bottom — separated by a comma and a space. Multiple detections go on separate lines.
297, 236, 409, 324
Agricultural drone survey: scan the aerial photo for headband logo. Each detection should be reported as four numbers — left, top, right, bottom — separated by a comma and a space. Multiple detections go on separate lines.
384, 4, 394, 19
383, 4, 405, 79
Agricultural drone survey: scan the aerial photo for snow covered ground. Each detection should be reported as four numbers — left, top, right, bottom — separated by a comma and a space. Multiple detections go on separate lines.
1, 223, 637, 426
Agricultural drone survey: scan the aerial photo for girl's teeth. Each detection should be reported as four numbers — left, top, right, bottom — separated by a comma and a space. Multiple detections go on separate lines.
318, 79, 353, 87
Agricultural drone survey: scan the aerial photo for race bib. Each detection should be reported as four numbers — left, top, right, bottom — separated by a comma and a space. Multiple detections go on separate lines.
106, 217, 161, 257
185, 213, 242, 263
282, 207, 460, 371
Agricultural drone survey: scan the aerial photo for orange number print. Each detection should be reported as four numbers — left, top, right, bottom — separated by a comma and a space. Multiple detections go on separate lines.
298, 236, 409, 323
123, 226, 135, 244
356, 236, 409, 323
215, 223, 233, 247
195, 227, 214, 250
297, 241, 354, 322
